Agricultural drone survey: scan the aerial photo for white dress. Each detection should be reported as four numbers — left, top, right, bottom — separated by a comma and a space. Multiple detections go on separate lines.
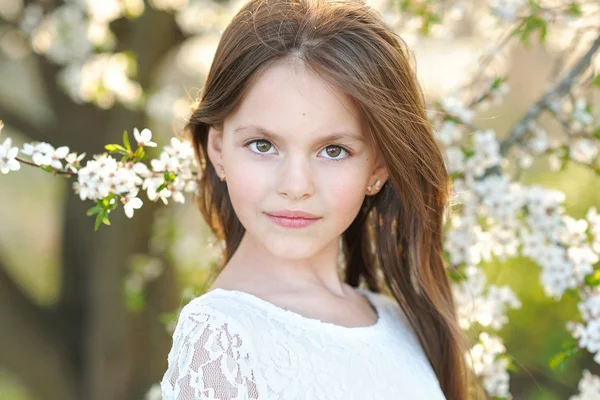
160, 286, 447, 400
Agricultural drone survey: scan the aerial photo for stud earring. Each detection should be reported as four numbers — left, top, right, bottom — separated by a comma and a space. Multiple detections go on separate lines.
367, 179, 381, 193
220, 166, 226, 182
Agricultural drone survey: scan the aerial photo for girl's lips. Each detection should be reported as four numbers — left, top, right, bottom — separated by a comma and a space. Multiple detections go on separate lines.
265, 214, 321, 228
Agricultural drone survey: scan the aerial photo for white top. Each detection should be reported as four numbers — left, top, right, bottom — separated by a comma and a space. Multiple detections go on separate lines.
160, 286, 446, 400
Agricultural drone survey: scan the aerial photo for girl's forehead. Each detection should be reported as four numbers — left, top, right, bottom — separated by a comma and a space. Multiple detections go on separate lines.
226, 60, 363, 138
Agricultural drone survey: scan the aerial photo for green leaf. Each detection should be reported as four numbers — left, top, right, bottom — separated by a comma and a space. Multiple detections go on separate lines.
86, 205, 103, 216
548, 352, 566, 370
105, 144, 127, 153
549, 338, 580, 370
133, 146, 146, 162
594, 128, 600, 140
568, 2, 582, 16
156, 183, 169, 193
163, 171, 177, 182
584, 269, 600, 287
123, 130, 132, 152
101, 194, 115, 208
94, 212, 105, 231
594, 75, 600, 87
462, 148, 475, 159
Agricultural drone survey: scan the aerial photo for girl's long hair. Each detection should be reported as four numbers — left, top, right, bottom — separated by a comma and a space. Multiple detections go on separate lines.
186, 0, 478, 398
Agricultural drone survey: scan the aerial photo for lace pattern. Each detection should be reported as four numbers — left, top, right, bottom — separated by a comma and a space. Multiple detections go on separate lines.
161, 305, 262, 399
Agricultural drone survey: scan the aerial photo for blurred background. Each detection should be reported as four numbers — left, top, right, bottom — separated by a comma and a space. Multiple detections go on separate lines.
0, 0, 599, 399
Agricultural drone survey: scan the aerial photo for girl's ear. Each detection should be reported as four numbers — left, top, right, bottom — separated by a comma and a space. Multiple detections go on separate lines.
207, 126, 225, 175
368, 153, 389, 195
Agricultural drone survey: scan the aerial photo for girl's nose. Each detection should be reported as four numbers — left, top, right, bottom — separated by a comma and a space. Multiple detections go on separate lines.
276, 155, 315, 200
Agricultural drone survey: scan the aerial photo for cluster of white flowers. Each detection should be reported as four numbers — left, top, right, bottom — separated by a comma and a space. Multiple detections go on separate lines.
453, 266, 522, 330
571, 370, 600, 400
429, 87, 600, 395
145, 136, 197, 204
467, 332, 512, 398
0, 124, 199, 220
13, 1, 146, 109
58, 52, 144, 108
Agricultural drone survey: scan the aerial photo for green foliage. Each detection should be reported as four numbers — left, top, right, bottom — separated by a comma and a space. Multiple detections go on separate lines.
86, 194, 119, 231
510, 1, 548, 47
124, 281, 145, 314
396, 0, 443, 35
549, 337, 581, 371
104, 129, 148, 163
157, 171, 177, 193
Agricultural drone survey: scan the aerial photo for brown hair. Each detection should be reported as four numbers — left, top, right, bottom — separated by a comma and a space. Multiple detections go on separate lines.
186, 0, 479, 398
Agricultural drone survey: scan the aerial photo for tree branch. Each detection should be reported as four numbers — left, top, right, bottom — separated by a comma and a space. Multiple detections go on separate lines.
499, 32, 600, 156
0, 260, 78, 400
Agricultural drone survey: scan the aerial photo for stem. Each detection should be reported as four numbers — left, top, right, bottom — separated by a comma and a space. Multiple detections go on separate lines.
500, 32, 600, 156
15, 156, 78, 176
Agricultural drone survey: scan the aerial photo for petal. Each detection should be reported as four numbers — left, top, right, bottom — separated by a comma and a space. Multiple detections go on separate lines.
129, 197, 143, 209
21, 143, 34, 155
1, 137, 12, 149
133, 127, 141, 142
8, 159, 20, 171
55, 146, 70, 158
124, 205, 134, 218
7, 146, 18, 158
32, 153, 44, 165
141, 128, 152, 141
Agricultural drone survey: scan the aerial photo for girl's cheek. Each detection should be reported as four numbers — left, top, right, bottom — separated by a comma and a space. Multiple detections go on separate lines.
324, 172, 368, 216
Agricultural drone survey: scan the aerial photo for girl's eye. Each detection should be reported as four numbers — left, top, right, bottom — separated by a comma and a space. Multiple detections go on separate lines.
247, 139, 275, 154
321, 145, 349, 161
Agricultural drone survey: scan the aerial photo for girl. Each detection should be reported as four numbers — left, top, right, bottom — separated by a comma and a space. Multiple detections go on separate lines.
161, 0, 478, 398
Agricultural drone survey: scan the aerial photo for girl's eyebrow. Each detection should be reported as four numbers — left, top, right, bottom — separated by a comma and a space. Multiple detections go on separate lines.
233, 125, 364, 144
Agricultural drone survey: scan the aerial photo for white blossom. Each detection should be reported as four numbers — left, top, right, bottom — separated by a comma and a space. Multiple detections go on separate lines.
0, 138, 21, 174
467, 332, 511, 398
133, 128, 157, 148
123, 188, 143, 218
570, 138, 599, 165
65, 151, 86, 172
570, 370, 600, 400
440, 96, 474, 124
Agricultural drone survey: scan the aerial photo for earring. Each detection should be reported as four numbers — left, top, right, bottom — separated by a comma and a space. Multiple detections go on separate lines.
220, 166, 226, 182
367, 179, 381, 193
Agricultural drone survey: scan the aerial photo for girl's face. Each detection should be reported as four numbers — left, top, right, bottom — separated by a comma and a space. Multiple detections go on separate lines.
207, 59, 388, 261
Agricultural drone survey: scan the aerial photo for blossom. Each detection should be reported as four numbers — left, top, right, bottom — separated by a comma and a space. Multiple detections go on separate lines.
0, 138, 21, 174
570, 370, 600, 400
123, 188, 143, 218
133, 127, 157, 147
467, 332, 511, 398
65, 151, 86, 172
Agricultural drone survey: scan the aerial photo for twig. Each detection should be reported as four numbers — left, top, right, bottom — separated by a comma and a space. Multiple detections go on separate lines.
499, 32, 600, 156
15, 156, 77, 176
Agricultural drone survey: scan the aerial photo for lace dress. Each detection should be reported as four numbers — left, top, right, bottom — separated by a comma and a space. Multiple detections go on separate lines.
160, 287, 446, 400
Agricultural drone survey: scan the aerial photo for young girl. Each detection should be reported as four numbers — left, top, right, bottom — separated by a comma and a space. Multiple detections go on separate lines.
161, 0, 476, 398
